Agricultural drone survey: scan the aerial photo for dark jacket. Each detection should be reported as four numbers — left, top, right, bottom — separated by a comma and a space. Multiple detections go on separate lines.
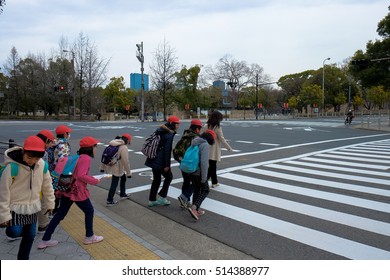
145, 124, 176, 170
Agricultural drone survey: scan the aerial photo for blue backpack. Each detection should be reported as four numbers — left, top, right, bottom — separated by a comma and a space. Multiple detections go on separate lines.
51, 155, 80, 192
0, 161, 48, 183
179, 145, 200, 173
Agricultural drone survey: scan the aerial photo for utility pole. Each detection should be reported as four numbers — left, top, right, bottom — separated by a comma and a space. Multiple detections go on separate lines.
136, 42, 145, 122
63, 50, 76, 120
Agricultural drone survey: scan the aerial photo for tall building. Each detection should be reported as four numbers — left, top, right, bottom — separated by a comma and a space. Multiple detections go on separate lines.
213, 80, 225, 90
130, 73, 149, 91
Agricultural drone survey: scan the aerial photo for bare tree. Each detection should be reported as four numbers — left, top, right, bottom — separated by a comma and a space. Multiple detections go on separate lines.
68, 32, 109, 118
0, 0, 6, 14
149, 38, 178, 121
3, 47, 21, 115
207, 54, 271, 108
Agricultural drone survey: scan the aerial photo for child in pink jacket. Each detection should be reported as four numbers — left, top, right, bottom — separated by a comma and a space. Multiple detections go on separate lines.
38, 136, 105, 249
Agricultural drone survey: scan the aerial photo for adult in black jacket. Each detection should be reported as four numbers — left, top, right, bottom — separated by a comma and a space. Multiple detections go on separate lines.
145, 116, 180, 207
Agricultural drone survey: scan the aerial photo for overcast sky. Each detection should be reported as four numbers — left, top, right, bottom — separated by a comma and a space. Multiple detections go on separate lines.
1, 0, 388, 87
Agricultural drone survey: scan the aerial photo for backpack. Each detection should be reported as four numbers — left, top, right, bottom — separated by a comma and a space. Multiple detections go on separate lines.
51, 155, 80, 192
141, 131, 161, 159
101, 145, 120, 166
47, 145, 56, 172
179, 145, 200, 173
0, 162, 19, 183
173, 133, 196, 162
0, 161, 48, 183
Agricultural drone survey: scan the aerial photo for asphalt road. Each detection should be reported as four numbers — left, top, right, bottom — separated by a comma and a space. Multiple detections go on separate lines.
1, 118, 389, 259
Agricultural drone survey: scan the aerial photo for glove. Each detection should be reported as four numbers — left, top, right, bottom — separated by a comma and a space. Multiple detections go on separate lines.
127, 175, 132, 178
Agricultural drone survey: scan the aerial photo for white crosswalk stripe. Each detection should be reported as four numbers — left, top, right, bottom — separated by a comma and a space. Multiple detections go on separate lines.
130, 139, 390, 259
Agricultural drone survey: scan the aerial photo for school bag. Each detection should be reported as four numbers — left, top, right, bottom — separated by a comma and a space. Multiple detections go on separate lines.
51, 155, 80, 192
141, 131, 161, 159
101, 145, 120, 166
179, 145, 200, 173
46, 144, 56, 172
0, 161, 48, 183
173, 133, 196, 162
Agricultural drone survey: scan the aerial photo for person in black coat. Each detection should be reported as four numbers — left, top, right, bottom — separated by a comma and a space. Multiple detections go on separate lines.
145, 116, 180, 207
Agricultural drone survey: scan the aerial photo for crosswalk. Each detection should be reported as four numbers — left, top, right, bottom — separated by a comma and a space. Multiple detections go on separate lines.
129, 139, 390, 259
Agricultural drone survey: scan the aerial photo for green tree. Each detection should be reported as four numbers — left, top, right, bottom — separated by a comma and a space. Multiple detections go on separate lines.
299, 84, 322, 112
103, 77, 134, 113
366, 85, 389, 109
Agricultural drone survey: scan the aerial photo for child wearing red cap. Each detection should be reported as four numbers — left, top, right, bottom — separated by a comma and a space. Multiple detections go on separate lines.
38, 136, 105, 249
36, 129, 55, 233
47, 125, 72, 172
0, 136, 55, 259
173, 119, 203, 209
145, 116, 180, 207
100, 133, 132, 206
187, 130, 215, 220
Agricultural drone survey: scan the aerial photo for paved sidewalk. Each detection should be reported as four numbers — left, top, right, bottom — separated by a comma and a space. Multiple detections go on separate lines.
0, 200, 188, 260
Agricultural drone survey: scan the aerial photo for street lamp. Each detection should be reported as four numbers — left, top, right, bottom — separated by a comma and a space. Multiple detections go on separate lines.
322, 57, 330, 115
226, 78, 237, 120
63, 49, 76, 120
136, 42, 145, 122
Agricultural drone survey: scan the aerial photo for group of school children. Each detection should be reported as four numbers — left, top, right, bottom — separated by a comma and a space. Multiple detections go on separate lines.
0, 110, 231, 260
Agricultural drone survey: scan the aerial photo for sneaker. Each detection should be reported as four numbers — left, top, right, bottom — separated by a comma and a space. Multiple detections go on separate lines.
37, 225, 48, 233
83, 235, 104, 245
156, 196, 171, 206
106, 200, 118, 207
37, 239, 59, 249
188, 207, 199, 220
6, 236, 22, 241
178, 196, 189, 209
148, 200, 159, 207
119, 194, 131, 200
197, 209, 206, 216
212, 183, 220, 188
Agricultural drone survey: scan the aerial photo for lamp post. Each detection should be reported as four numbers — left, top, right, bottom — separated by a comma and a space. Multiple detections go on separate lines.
63, 49, 76, 120
226, 78, 237, 120
136, 42, 145, 122
322, 57, 330, 115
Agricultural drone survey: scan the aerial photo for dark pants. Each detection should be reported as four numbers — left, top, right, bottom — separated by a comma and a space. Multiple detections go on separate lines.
107, 174, 127, 202
190, 174, 210, 209
6, 223, 36, 260
42, 196, 95, 240
181, 170, 194, 201
207, 159, 218, 185
148, 168, 173, 201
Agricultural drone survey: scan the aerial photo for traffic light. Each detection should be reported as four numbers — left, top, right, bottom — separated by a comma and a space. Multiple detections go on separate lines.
54, 85, 65, 92
351, 59, 369, 67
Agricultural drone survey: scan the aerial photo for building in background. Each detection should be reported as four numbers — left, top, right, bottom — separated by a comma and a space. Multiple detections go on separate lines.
130, 73, 149, 91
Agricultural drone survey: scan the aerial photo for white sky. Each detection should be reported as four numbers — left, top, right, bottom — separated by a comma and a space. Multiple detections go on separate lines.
1, 0, 388, 87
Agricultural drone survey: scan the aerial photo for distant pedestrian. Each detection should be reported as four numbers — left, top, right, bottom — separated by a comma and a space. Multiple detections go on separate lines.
38, 136, 105, 249
187, 130, 216, 220
145, 116, 180, 207
204, 110, 233, 187
173, 119, 203, 208
36, 129, 55, 234
100, 133, 132, 207
0, 136, 55, 259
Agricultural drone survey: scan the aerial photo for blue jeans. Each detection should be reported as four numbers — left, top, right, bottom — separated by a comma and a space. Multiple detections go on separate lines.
6, 223, 36, 260
42, 196, 95, 241
107, 174, 127, 202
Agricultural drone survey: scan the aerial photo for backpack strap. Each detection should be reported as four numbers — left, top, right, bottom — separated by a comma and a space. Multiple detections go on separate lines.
9, 162, 18, 178
43, 161, 48, 174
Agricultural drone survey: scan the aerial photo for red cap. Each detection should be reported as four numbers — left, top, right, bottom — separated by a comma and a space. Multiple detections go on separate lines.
55, 125, 72, 135
190, 119, 203, 127
80, 136, 99, 148
24, 136, 45, 152
167, 115, 180, 124
38, 130, 55, 141
206, 129, 216, 140
122, 133, 132, 142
